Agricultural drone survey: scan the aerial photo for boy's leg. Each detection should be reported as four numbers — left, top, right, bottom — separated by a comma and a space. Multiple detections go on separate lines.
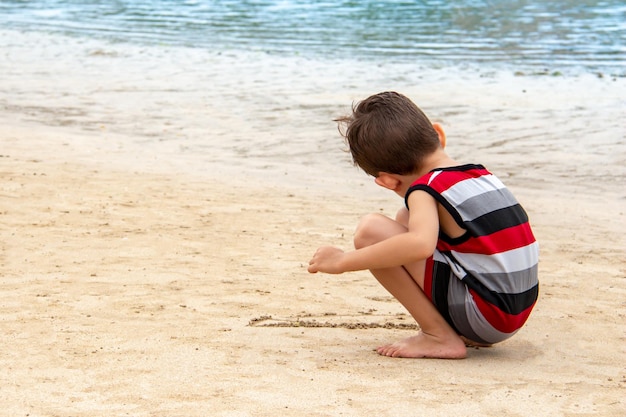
354, 213, 466, 359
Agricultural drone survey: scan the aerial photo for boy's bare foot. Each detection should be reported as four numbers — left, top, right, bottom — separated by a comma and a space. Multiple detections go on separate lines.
376, 331, 467, 359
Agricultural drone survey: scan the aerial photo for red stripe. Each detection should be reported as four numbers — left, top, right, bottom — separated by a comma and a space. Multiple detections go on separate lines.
470, 289, 536, 333
413, 167, 490, 193
438, 223, 536, 255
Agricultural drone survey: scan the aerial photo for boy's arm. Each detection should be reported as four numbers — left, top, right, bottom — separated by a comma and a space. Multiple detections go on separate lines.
308, 191, 439, 274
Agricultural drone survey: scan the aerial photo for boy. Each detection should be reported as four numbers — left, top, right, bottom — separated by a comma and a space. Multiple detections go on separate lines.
308, 92, 539, 359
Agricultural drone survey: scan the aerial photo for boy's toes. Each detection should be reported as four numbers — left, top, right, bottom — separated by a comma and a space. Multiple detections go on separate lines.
376, 344, 398, 357
375, 345, 388, 356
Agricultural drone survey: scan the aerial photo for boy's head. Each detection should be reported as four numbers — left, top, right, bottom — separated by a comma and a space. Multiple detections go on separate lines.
337, 92, 441, 177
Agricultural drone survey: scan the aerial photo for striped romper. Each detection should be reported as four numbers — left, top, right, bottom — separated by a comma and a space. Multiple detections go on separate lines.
405, 164, 539, 344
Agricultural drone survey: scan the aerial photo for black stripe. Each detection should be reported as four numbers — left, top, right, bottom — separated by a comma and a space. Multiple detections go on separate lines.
464, 204, 529, 237
429, 164, 485, 173
430, 261, 459, 333
462, 273, 539, 315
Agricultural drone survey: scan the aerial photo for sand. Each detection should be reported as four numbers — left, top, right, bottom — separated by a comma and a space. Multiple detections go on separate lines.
2, 132, 625, 417
1, 30, 625, 416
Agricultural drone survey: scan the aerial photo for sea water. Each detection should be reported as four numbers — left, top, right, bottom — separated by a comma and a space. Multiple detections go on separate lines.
0, 1, 624, 194
1, 0, 624, 74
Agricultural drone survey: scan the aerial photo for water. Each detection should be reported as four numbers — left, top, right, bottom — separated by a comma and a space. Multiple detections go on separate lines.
1, 0, 624, 75
1, 1, 624, 197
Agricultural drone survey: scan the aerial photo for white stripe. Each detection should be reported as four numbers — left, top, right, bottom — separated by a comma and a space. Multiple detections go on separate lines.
441, 174, 506, 207
427, 170, 442, 185
450, 241, 540, 275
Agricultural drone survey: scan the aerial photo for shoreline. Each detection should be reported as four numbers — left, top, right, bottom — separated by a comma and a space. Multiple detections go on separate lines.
1, 29, 624, 200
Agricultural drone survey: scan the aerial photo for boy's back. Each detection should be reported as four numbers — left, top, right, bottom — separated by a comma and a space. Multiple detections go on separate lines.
408, 164, 539, 345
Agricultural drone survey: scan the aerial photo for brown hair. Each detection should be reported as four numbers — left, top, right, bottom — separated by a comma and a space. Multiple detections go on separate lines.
336, 92, 440, 176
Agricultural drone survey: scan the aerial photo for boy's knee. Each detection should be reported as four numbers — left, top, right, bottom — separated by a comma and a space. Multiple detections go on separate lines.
354, 213, 387, 249
395, 207, 409, 227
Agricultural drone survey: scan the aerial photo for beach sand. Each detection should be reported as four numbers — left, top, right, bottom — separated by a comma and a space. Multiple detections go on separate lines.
2, 129, 625, 417
1, 30, 625, 416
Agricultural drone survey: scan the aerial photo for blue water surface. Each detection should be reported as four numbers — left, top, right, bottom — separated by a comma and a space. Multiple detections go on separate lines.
1, 0, 624, 74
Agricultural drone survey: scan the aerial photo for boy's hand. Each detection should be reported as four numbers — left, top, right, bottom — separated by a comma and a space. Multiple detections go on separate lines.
308, 246, 346, 274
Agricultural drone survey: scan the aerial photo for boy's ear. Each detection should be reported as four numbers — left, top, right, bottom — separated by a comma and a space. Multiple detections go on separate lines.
374, 172, 401, 191
432, 122, 447, 148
